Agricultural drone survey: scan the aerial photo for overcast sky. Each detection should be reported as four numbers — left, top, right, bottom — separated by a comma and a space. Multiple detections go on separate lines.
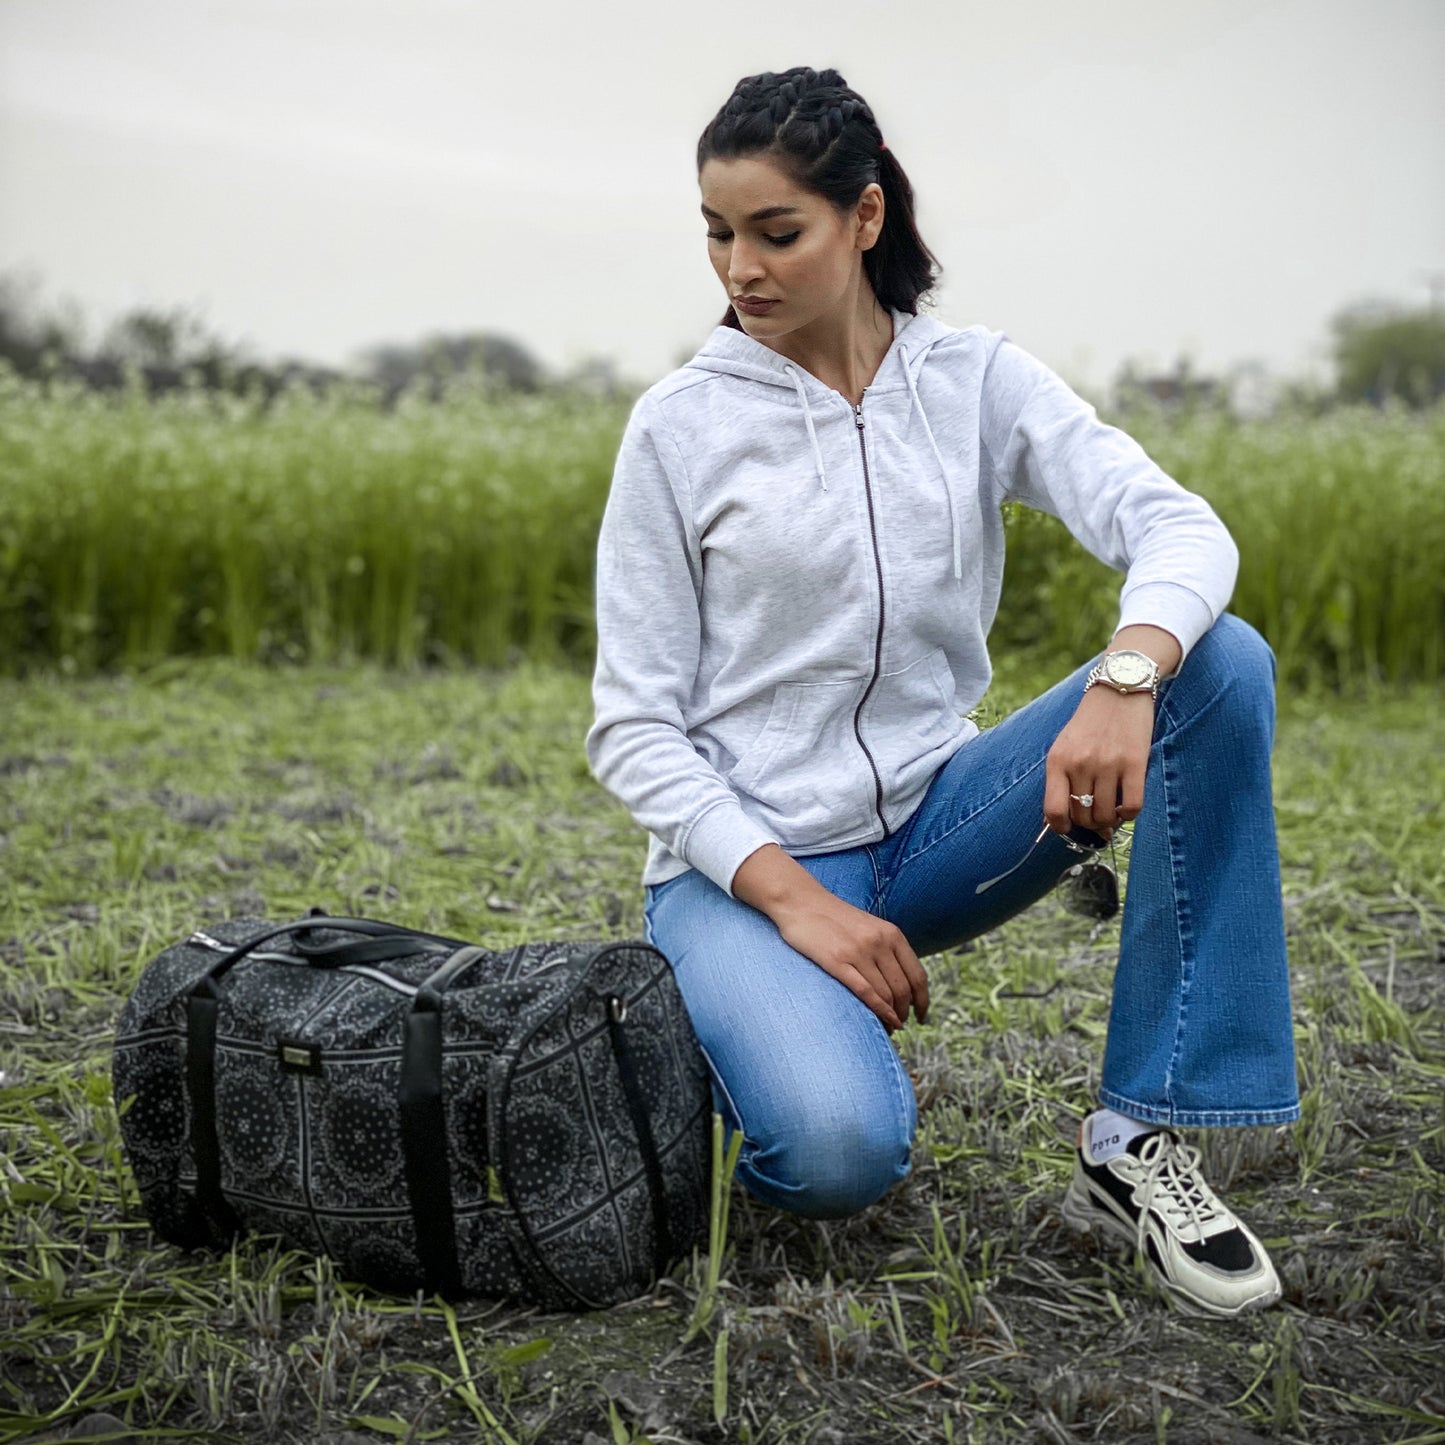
2, 0, 1442, 396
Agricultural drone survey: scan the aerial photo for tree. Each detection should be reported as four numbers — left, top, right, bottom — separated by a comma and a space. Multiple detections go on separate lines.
1330, 298, 1445, 409
352, 330, 547, 401
95, 301, 242, 372
0, 267, 89, 376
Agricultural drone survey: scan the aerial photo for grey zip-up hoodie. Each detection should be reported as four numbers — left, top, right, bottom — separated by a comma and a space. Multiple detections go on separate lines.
586, 307, 1237, 897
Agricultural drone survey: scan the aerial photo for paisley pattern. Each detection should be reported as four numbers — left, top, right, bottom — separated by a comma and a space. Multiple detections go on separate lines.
113, 917, 713, 1307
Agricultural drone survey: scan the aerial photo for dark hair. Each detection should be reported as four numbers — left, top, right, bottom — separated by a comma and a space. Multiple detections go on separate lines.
697, 66, 942, 331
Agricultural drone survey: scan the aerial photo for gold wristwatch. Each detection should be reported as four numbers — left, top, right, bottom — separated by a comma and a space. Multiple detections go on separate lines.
1084, 647, 1161, 700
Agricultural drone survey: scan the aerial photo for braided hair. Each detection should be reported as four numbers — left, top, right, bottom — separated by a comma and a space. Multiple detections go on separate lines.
697, 66, 942, 331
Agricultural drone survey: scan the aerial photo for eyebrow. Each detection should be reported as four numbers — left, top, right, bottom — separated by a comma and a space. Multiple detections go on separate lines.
699, 203, 804, 222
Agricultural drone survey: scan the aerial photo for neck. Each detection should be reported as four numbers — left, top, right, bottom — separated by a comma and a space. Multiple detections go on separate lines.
757, 284, 895, 407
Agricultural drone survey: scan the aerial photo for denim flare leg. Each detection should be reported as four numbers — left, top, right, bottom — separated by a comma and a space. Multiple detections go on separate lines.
642, 613, 1301, 1219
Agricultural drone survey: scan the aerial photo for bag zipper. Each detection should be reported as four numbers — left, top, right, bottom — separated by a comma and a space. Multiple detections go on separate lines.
853, 396, 889, 837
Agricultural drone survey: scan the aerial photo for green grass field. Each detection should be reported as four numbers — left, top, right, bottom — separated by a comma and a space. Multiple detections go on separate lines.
3, 367, 1443, 690
2, 657, 1441, 1444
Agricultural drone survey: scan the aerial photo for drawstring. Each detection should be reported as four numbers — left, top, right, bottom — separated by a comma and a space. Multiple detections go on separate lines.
781, 362, 828, 492
783, 346, 962, 581
899, 341, 963, 581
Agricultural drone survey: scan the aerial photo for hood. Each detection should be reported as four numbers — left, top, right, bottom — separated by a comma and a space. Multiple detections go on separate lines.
681, 308, 970, 580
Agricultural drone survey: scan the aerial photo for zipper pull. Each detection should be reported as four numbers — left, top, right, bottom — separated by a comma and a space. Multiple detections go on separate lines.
853, 400, 864, 429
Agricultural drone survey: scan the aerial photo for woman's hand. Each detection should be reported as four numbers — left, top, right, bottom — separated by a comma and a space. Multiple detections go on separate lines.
732, 843, 928, 1034
1044, 686, 1155, 836
770, 890, 929, 1035
1044, 625, 1181, 836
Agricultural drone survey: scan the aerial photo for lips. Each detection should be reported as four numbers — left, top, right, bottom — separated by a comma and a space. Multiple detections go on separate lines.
734, 296, 780, 315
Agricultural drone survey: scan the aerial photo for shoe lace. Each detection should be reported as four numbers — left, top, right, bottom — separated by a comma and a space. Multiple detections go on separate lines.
1130, 1131, 1227, 1255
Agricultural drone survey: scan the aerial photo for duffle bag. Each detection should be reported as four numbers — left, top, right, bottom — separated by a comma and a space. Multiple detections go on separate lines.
111, 912, 713, 1309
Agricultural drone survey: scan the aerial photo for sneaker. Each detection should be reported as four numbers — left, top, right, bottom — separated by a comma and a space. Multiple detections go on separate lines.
1061, 1124, 1282, 1317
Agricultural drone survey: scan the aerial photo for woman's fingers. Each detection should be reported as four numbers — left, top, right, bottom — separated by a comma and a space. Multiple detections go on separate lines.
1043, 752, 1074, 835
772, 892, 929, 1033
834, 960, 902, 1033
1047, 685, 1156, 835
1081, 776, 1117, 833
850, 939, 929, 1031
1052, 765, 1115, 835
1117, 755, 1147, 822
899, 944, 930, 1024
867, 946, 915, 1027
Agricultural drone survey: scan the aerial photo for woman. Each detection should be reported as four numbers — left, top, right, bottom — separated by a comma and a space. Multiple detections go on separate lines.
585, 66, 1299, 1318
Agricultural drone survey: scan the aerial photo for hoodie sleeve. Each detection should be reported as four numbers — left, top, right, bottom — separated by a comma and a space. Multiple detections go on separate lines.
585, 392, 781, 898
979, 335, 1238, 668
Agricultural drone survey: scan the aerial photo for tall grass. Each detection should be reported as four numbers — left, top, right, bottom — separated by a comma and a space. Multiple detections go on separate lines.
995, 399, 1445, 690
0, 365, 615, 674
2, 361, 1442, 689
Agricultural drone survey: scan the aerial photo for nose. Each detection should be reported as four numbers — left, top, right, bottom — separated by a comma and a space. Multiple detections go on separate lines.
727, 235, 765, 289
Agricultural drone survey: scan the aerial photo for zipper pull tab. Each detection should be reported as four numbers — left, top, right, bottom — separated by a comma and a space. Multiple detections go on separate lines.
853, 401, 864, 429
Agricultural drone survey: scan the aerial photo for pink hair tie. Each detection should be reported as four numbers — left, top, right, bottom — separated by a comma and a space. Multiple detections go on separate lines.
879, 140, 887, 151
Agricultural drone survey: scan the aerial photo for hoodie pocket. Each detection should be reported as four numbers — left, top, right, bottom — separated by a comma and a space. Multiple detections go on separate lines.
725, 675, 874, 843
863, 645, 968, 788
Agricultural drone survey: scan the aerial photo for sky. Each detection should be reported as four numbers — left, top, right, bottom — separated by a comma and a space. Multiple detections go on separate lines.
1, 0, 1442, 398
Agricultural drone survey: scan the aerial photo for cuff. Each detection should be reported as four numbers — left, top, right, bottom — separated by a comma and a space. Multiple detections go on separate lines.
1116, 581, 1217, 672
680, 800, 783, 898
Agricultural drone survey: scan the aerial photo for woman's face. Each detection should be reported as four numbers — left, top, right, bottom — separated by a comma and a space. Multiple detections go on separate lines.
698, 153, 883, 342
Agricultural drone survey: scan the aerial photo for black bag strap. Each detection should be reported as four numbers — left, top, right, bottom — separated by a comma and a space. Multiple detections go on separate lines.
183, 924, 317, 1247
185, 980, 240, 1246
605, 994, 675, 1269
399, 944, 488, 1298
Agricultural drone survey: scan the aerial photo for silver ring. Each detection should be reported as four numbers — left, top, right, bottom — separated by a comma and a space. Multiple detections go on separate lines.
1070, 792, 1095, 808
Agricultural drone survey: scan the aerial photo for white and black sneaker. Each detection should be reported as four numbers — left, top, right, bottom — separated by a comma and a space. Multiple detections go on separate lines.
1061, 1121, 1282, 1317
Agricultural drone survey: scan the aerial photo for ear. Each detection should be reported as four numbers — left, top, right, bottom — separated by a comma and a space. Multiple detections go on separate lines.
855, 183, 885, 252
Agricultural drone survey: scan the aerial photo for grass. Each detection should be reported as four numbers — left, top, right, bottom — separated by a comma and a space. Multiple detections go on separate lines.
0, 655, 1442, 1443
0, 368, 617, 675
993, 399, 1445, 690
2, 362, 1443, 689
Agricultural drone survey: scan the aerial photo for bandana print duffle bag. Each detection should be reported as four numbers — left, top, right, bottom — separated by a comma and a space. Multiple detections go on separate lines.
112, 912, 712, 1308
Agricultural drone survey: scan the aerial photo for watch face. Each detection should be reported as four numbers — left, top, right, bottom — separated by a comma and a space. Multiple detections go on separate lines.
1104, 651, 1154, 687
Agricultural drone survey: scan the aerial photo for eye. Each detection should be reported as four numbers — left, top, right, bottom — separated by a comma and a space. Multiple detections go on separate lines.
705, 229, 802, 247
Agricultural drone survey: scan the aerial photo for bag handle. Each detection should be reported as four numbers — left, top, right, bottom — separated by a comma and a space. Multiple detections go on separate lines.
287, 935, 440, 968
290, 912, 472, 950
191, 913, 472, 988
181, 917, 479, 1258
606, 994, 675, 1272
399, 945, 488, 1298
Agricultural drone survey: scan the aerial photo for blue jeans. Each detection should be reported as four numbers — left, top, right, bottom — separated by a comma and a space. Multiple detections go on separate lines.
642, 613, 1301, 1218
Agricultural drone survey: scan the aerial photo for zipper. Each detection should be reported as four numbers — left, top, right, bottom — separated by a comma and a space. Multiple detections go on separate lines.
852, 397, 889, 837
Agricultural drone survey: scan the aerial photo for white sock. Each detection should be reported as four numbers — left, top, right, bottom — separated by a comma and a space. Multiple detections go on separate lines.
1086, 1107, 1156, 1162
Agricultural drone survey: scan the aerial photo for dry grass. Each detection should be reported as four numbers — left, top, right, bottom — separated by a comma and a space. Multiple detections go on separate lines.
1, 657, 1441, 1443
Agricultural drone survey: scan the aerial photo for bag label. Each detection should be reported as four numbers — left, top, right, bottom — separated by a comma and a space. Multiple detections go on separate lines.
276, 1038, 323, 1076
